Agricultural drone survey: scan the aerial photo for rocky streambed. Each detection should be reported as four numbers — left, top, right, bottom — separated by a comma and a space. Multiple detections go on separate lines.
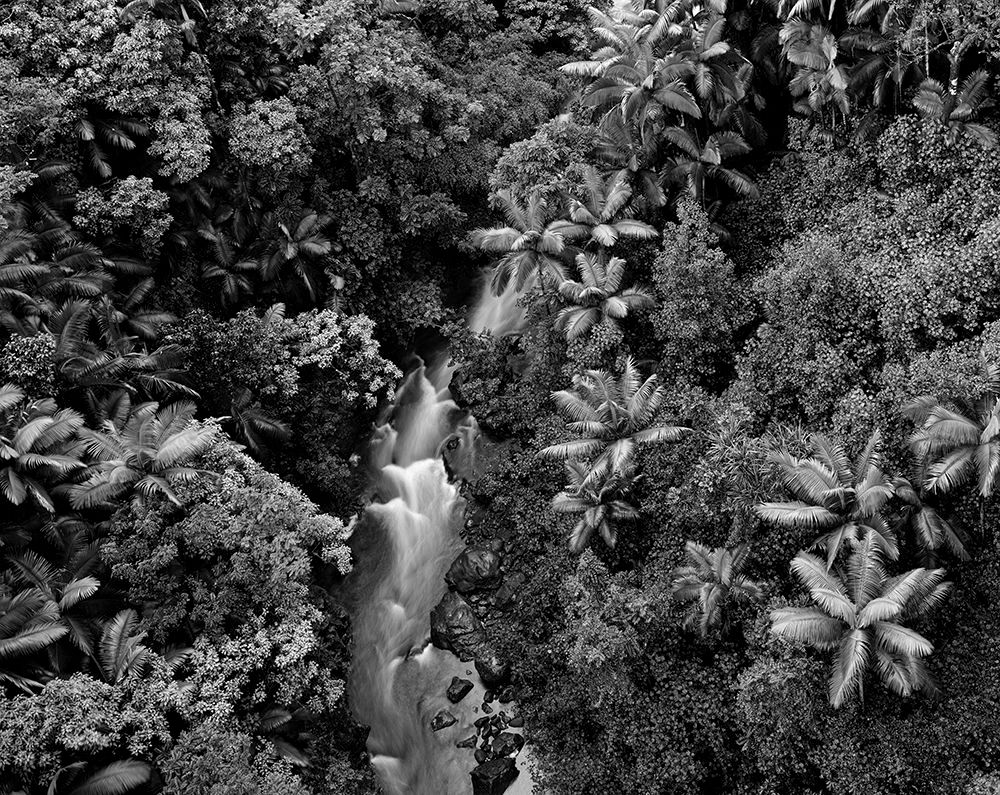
345, 362, 535, 795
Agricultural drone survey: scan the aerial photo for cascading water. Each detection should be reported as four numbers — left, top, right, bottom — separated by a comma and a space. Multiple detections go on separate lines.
469, 272, 531, 338
346, 278, 532, 794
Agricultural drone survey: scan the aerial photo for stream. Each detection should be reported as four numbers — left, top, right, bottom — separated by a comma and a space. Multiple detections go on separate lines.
345, 277, 535, 794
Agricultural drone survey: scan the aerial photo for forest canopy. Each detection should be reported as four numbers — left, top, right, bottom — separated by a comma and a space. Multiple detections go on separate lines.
4, 0, 1000, 793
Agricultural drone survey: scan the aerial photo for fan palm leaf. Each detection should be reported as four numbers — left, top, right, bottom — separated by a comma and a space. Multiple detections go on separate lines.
672, 541, 763, 635
771, 533, 949, 707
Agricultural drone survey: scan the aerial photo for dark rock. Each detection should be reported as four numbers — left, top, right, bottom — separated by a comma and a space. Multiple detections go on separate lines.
490, 583, 515, 610
483, 690, 495, 703
492, 732, 525, 757
446, 545, 503, 593
481, 702, 493, 714
456, 735, 478, 749
497, 714, 509, 730
430, 592, 487, 657
491, 572, 524, 609
465, 502, 488, 529
498, 686, 515, 703
475, 654, 510, 688
447, 677, 474, 703
508, 715, 524, 728
431, 710, 457, 731
474, 749, 490, 765
474, 716, 490, 730
471, 757, 519, 795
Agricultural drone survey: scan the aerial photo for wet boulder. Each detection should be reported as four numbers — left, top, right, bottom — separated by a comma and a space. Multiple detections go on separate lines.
446, 545, 502, 593
475, 653, 510, 688
491, 732, 525, 757
431, 709, 457, 731
456, 735, 478, 749
447, 676, 474, 703
430, 592, 486, 657
471, 757, 519, 795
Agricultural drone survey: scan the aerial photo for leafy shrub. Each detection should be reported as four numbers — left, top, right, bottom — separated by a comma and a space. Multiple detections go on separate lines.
0, 668, 183, 789
161, 720, 309, 795
103, 439, 351, 715
652, 200, 752, 391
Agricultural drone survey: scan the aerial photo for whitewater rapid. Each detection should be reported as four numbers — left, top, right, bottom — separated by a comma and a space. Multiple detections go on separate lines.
346, 274, 534, 794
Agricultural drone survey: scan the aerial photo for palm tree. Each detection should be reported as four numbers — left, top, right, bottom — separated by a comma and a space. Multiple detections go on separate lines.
471, 189, 580, 295
780, 19, 851, 130
583, 57, 702, 142
47, 759, 151, 795
892, 475, 969, 562
259, 211, 335, 302
562, 6, 703, 138
42, 302, 195, 417
1, 384, 87, 512
7, 548, 101, 658
67, 400, 216, 509
771, 530, 950, 707
95, 609, 153, 684
671, 541, 763, 636
560, 6, 674, 83
662, 127, 758, 203
92, 263, 177, 345
905, 366, 1000, 498
552, 461, 640, 552
74, 111, 149, 179
559, 167, 659, 249
756, 431, 899, 569
841, 5, 927, 114
673, 12, 747, 121
198, 222, 258, 308
914, 69, 997, 148
539, 357, 689, 487
596, 114, 666, 209
555, 252, 655, 341
0, 231, 54, 333
0, 586, 68, 692
229, 386, 291, 453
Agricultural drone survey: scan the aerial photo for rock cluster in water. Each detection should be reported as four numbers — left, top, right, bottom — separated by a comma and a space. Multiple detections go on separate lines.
455, 683, 524, 790
429, 502, 527, 794
471, 757, 519, 795
446, 676, 474, 703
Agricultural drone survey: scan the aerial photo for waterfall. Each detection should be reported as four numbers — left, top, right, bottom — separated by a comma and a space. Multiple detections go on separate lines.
468, 271, 532, 338
346, 268, 534, 794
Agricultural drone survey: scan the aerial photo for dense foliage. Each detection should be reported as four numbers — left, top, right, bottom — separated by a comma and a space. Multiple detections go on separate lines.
5, 0, 1000, 793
